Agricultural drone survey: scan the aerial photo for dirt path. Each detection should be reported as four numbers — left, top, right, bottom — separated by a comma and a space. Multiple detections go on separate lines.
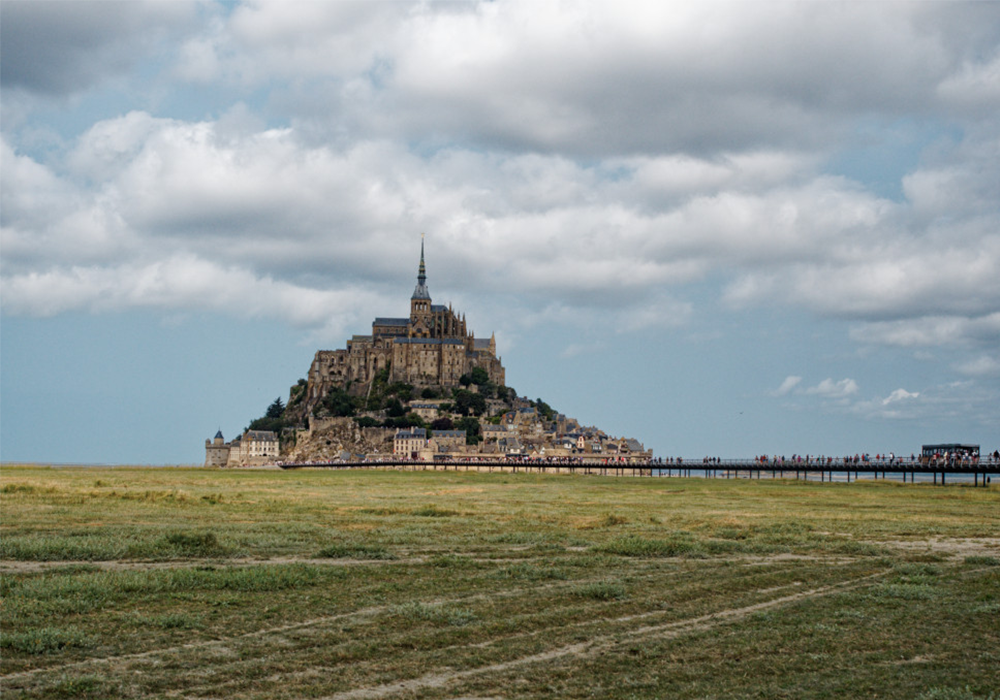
874, 536, 1000, 560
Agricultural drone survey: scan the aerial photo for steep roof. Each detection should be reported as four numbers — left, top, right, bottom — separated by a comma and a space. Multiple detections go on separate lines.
411, 235, 431, 300
394, 427, 427, 440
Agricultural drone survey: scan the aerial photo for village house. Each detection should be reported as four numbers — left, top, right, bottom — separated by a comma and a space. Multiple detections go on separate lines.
394, 427, 427, 458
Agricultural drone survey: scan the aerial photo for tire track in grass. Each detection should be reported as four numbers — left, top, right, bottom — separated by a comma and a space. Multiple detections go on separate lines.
1, 558, 713, 685
3, 557, 871, 693
156, 562, 745, 697
0, 555, 426, 575
318, 571, 888, 700
171, 561, 810, 698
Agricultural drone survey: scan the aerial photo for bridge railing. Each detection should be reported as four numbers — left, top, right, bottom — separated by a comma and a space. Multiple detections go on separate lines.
277, 456, 999, 485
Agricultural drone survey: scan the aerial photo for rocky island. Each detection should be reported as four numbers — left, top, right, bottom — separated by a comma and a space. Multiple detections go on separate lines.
207, 238, 651, 466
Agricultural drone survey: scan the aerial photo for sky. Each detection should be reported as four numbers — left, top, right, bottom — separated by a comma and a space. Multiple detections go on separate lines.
1, 0, 998, 465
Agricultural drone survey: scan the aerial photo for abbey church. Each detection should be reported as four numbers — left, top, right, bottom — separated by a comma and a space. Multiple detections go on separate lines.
301, 237, 505, 413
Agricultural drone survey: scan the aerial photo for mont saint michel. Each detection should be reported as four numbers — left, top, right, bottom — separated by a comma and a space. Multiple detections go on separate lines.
207, 238, 651, 466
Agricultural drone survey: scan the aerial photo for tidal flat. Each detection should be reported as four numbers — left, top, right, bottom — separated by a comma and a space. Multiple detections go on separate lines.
1, 465, 998, 699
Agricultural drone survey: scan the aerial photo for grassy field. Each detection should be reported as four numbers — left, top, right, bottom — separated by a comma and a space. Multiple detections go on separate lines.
1, 465, 998, 699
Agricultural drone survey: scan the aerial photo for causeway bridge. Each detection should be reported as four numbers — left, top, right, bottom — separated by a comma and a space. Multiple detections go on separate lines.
279, 457, 999, 486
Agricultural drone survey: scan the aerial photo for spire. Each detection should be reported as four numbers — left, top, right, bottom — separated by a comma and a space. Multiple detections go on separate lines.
418, 233, 426, 285
411, 233, 431, 301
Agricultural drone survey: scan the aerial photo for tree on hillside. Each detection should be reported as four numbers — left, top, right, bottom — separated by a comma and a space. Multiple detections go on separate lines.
266, 397, 285, 419
430, 417, 454, 430
456, 416, 482, 445
452, 389, 486, 416
387, 382, 413, 402
318, 387, 357, 417
535, 398, 555, 421
248, 397, 290, 436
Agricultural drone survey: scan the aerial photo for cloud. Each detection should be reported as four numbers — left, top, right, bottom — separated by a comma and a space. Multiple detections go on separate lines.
2, 2, 999, 360
882, 388, 919, 405
767, 376, 860, 402
954, 355, 1000, 377
0, 1, 199, 96
849, 313, 1000, 348
805, 378, 859, 399
0, 254, 389, 343
4, 104, 998, 350
769, 376, 802, 397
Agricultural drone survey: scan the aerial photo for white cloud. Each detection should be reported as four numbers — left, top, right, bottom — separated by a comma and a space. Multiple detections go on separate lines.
850, 313, 1000, 348
2, 1, 999, 363
805, 378, 859, 399
883, 388, 919, 405
0, 254, 389, 342
770, 376, 802, 397
954, 355, 1000, 377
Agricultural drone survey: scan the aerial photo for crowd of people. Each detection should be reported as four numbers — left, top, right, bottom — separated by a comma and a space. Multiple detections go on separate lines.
279, 450, 1000, 469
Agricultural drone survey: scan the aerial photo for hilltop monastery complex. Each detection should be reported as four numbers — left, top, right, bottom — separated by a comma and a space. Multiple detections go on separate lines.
302, 236, 505, 415
206, 238, 650, 466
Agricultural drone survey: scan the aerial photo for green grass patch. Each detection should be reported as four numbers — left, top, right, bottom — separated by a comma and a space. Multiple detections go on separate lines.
0, 627, 89, 654
161, 530, 228, 556
411, 505, 459, 517
595, 534, 702, 558
391, 601, 478, 627
964, 555, 999, 567
571, 581, 627, 600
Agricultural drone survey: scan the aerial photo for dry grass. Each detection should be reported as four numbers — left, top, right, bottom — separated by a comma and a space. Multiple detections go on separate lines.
1, 465, 998, 699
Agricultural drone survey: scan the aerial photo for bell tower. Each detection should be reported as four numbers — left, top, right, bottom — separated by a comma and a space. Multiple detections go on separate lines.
409, 234, 432, 338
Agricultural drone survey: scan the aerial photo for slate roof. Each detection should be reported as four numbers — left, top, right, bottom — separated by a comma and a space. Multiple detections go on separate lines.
433, 430, 466, 439
395, 428, 427, 440
393, 338, 465, 346
374, 318, 410, 327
